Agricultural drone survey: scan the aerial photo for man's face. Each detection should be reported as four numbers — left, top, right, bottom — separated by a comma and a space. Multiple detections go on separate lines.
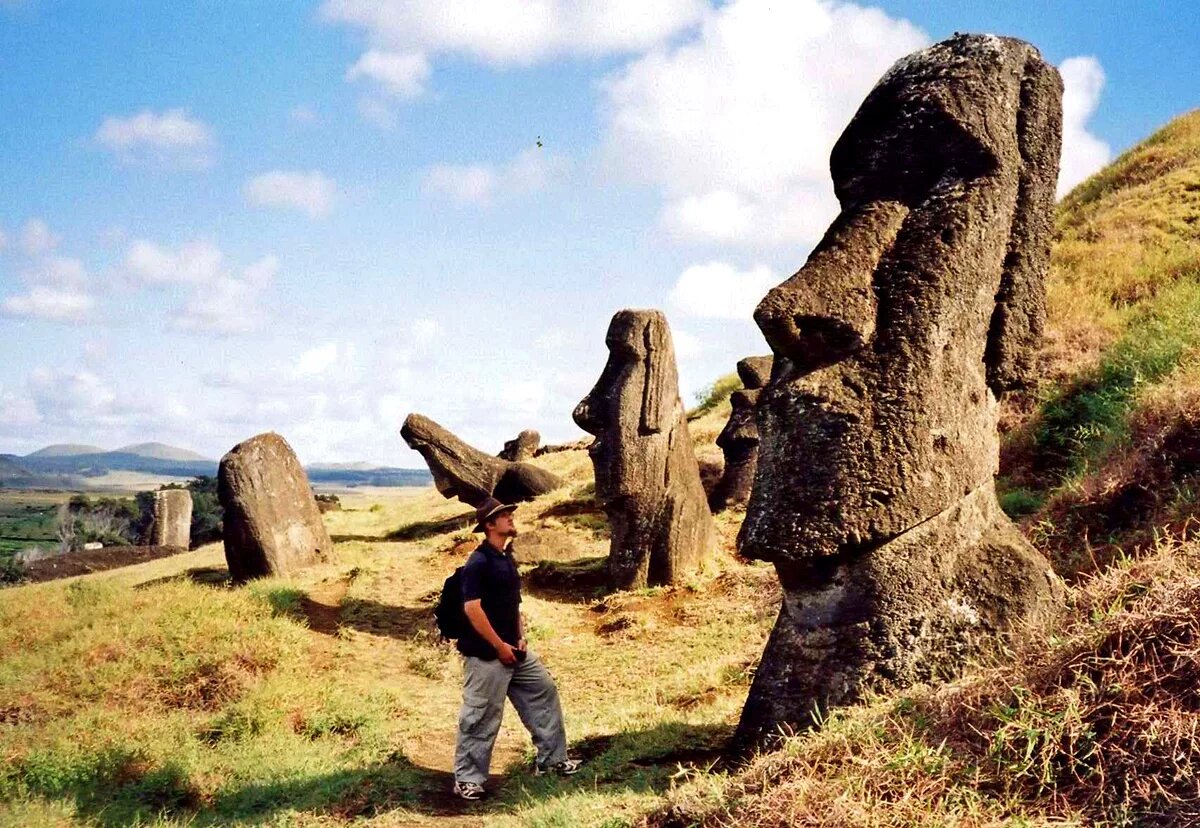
488, 510, 517, 538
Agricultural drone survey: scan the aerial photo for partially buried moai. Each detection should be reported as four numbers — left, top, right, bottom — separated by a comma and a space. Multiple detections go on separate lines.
574, 310, 713, 590
218, 432, 334, 582
708, 355, 772, 512
733, 34, 1066, 751
150, 489, 192, 549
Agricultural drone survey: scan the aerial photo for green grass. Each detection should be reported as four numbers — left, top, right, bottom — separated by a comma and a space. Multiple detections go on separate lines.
687, 373, 741, 421
0, 491, 67, 565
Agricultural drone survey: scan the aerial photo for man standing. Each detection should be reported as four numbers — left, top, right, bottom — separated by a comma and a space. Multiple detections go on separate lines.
453, 496, 580, 801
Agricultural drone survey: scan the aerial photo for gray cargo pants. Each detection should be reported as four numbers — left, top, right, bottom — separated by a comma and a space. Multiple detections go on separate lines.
454, 651, 568, 784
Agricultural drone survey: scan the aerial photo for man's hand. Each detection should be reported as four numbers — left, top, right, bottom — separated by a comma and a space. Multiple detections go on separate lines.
496, 641, 518, 666
517, 637, 527, 653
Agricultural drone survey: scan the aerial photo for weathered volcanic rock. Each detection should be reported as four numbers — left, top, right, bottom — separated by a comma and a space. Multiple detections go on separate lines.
709, 355, 773, 512
218, 432, 334, 582
574, 309, 714, 590
499, 429, 540, 461
401, 414, 562, 507
734, 34, 1065, 751
150, 489, 192, 549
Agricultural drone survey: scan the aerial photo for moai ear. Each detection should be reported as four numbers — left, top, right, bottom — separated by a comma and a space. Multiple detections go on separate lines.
985, 52, 1062, 393
640, 313, 679, 434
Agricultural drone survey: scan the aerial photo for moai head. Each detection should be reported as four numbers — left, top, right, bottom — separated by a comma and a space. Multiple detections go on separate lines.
741, 35, 1062, 566
716, 356, 773, 456
573, 310, 681, 505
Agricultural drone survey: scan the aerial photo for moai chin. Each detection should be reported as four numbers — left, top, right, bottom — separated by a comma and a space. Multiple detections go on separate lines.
709, 355, 773, 512
734, 34, 1066, 751
574, 309, 714, 590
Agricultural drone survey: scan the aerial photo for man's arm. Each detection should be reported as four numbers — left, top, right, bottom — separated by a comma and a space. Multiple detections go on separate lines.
464, 599, 517, 665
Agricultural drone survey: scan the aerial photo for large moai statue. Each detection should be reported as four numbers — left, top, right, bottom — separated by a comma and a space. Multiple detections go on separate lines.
401, 414, 562, 508
150, 489, 192, 549
733, 35, 1066, 750
218, 432, 334, 582
709, 356, 773, 512
574, 310, 714, 590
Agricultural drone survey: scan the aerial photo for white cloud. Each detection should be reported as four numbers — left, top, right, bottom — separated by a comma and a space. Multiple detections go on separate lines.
670, 261, 777, 319
122, 239, 224, 285
244, 170, 338, 218
295, 343, 341, 377
1057, 56, 1112, 198
2, 287, 94, 322
345, 49, 430, 98
602, 0, 927, 247
423, 148, 567, 205
94, 108, 214, 167
2, 254, 95, 323
20, 218, 58, 255
119, 238, 276, 334
321, 0, 706, 66
175, 255, 278, 335
671, 328, 704, 359
410, 318, 439, 343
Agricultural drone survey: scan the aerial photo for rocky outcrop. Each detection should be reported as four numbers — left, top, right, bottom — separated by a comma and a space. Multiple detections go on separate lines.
218, 432, 334, 582
574, 309, 714, 590
734, 34, 1066, 750
401, 414, 562, 507
149, 489, 192, 549
709, 356, 772, 512
499, 429, 540, 461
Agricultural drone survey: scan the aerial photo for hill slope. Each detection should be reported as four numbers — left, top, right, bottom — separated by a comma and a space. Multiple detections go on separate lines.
113, 442, 212, 462
25, 444, 105, 458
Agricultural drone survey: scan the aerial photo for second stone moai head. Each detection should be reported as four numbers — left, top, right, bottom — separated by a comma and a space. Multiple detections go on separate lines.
573, 309, 682, 503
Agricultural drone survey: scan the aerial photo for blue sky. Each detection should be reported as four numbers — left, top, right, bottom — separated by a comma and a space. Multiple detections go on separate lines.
0, 0, 1193, 465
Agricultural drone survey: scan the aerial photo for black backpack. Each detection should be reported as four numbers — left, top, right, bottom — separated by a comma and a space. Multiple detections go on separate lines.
435, 566, 467, 640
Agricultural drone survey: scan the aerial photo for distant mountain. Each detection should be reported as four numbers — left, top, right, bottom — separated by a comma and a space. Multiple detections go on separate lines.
25, 444, 106, 458
114, 442, 212, 462
0, 454, 33, 479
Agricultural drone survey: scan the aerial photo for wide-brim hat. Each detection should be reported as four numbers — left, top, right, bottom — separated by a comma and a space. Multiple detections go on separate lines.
473, 496, 518, 533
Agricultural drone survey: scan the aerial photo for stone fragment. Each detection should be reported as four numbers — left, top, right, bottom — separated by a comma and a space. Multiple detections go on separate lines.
574, 309, 714, 590
150, 488, 192, 549
218, 432, 334, 582
734, 34, 1066, 750
401, 414, 562, 507
709, 356, 773, 512
499, 429, 541, 461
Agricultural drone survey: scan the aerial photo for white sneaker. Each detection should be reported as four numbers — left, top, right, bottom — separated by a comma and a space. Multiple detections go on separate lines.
453, 780, 485, 800
534, 757, 581, 776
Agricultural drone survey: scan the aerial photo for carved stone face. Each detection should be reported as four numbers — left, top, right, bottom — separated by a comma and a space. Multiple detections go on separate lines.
573, 310, 679, 503
741, 36, 1061, 565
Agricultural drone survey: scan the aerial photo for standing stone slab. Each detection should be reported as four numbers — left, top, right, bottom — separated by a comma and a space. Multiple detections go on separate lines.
709, 356, 773, 512
219, 432, 333, 582
734, 34, 1065, 750
401, 414, 563, 507
574, 309, 714, 590
150, 489, 192, 549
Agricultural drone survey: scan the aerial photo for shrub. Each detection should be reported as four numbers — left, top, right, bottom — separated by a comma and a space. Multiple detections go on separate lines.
688, 373, 741, 420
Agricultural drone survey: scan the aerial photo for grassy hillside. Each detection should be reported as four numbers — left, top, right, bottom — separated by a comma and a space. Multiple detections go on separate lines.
1000, 109, 1200, 576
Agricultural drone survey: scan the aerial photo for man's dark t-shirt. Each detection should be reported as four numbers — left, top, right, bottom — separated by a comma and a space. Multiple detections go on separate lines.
458, 540, 521, 659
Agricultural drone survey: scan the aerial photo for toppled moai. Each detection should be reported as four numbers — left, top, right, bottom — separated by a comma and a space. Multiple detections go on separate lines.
401, 414, 562, 508
734, 34, 1066, 750
218, 432, 334, 582
708, 355, 773, 512
574, 309, 714, 590
499, 429, 540, 462
150, 488, 192, 549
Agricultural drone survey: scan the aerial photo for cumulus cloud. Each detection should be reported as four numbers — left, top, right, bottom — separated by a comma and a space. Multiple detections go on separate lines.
120, 239, 276, 334
243, 170, 337, 218
1057, 56, 1112, 198
423, 148, 567, 205
670, 261, 777, 319
2, 254, 95, 323
294, 342, 342, 377
321, 0, 706, 66
94, 108, 214, 167
602, 0, 927, 247
20, 218, 58, 255
345, 49, 430, 98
